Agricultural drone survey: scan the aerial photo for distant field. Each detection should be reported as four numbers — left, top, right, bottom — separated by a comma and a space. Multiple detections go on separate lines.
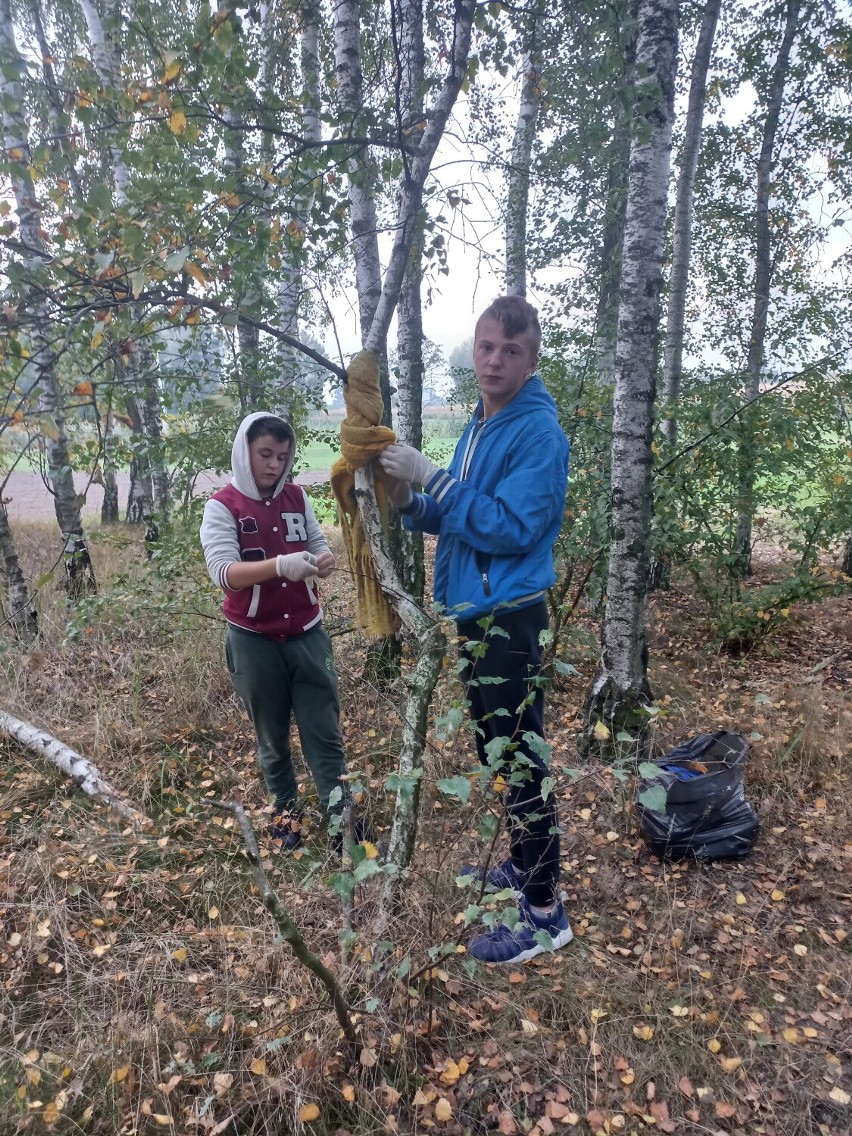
296, 405, 469, 476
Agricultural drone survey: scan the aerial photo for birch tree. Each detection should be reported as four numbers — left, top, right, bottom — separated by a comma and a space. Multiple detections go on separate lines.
583, 0, 679, 756
505, 2, 544, 297
0, 0, 96, 597
394, 0, 427, 598
78, 0, 170, 527
659, 0, 722, 443
731, 0, 801, 577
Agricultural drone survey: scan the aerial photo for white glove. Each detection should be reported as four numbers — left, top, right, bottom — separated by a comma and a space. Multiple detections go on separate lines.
276, 551, 318, 581
386, 478, 414, 510
378, 444, 438, 486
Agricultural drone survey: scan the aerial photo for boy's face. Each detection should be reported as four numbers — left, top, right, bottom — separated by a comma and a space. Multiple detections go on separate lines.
248, 432, 290, 495
473, 317, 538, 416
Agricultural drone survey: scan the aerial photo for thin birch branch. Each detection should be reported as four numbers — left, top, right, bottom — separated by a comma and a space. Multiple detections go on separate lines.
206, 799, 361, 1055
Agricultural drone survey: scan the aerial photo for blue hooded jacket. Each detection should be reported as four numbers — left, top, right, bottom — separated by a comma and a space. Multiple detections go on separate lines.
403, 376, 569, 622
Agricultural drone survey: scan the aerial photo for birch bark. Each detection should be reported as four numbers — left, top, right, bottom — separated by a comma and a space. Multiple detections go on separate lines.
0, 709, 147, 823
505, 5, 543, 297
394, 0, 426, 599
0, 507, 37, 643
732, 0, 801, 577
275, 0, 324, 411
583, 0, 679, 757
0, 0, 96, 597
660, 0, 722, 443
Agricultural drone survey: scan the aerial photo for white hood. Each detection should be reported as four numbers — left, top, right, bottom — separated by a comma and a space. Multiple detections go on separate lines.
229, 412, 297, 501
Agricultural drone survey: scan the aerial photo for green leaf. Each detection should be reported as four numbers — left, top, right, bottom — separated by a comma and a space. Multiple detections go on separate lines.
553, 659, 580, 676
637, 785, 668, 813
437, 775, 471, 805
164, 247, 189, 272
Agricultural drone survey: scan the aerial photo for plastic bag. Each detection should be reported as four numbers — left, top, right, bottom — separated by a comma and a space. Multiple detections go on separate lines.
637, 731, 759, 861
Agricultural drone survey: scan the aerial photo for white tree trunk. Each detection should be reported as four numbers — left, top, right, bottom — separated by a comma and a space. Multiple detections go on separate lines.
0, 0, 95, 596
0, 710, 147, 822
584, 0, 679, 757
505, 6, 543, 297
395, 0, 426, 598
0, 508, 37, 644
275, 0, 324, 410
660, 0, 722, 443
733, 0, 801, 576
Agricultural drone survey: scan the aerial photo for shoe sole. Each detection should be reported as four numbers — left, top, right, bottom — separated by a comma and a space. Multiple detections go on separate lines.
474, 925, 574, 965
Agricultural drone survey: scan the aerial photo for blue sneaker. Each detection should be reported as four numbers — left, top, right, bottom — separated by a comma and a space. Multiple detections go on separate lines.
469, 898, 573, 964
459, 858, 525, 895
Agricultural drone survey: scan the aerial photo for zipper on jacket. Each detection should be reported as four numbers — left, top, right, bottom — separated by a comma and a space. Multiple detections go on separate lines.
474, 550, 492, 596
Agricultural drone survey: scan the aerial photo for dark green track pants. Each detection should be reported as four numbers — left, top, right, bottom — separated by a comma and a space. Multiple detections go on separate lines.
225, 623, 348, 811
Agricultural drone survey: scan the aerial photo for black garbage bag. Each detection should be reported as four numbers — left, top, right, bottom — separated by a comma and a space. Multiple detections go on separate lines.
637, 731, 759, 860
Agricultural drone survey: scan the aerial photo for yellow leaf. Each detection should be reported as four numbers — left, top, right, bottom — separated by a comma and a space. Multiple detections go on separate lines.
219, 193, 241, 208
91, 331, 104, 350
593, 720, 610, 741
770, 889, 785, 902
362, 841, 379, 859
249, 1057, 266, 1075
184, 260, 207, 285
341, 1084, 355, 1102
719, 1056, 742, 1072
8, 147, 25, 161
793, 943, 807, 956
153, 1114, 172, 1126
783, 1028, 798, 1043
669, 1005, 689, 1017
829, 1087, 851, 1105
632, 1025, 654, 1041
707, 1039, 722, 1053
92, 944, 111, 957
168, 110, 187, 135
298, 1103, 320, 1122
43, 1102, 59, 1124
435, 1098, 453, 1122
439, 1059, 460, 1085
493, 774, 507, 794
735, 893, 747, 905
208, 907, 219, 920
111, 1066, 130, 1083
590, 1008, 607, 1024
185, 308, 201, 326
163, 59, 182, 82
171, 948, 187, 962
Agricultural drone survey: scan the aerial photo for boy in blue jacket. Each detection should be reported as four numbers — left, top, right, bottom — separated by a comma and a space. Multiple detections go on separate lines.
379, 295, 572, 964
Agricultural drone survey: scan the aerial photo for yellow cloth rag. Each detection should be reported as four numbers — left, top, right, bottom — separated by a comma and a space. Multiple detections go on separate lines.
331, 350, 400, 637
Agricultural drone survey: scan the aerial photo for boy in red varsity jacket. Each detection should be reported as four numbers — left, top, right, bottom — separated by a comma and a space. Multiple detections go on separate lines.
200, 412, 350, 850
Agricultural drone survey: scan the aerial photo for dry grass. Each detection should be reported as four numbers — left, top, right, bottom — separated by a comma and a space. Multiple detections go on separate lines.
0, 522, 850, 1135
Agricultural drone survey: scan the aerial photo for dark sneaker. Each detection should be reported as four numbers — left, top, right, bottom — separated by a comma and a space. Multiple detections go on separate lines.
269, 809, 303, 851
469, 898, 573, 964
329, 813, 373, 856
459, 858, 524, 895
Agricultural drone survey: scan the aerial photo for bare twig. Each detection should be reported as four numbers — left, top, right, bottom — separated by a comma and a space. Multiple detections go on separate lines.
205, 799, 361, 1055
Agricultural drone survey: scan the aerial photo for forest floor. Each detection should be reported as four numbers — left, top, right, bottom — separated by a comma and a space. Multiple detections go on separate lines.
0, 523, 849, 1136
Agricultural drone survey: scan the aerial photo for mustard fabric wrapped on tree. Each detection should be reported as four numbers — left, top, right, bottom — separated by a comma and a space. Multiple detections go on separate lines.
330, 350, 400, 637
